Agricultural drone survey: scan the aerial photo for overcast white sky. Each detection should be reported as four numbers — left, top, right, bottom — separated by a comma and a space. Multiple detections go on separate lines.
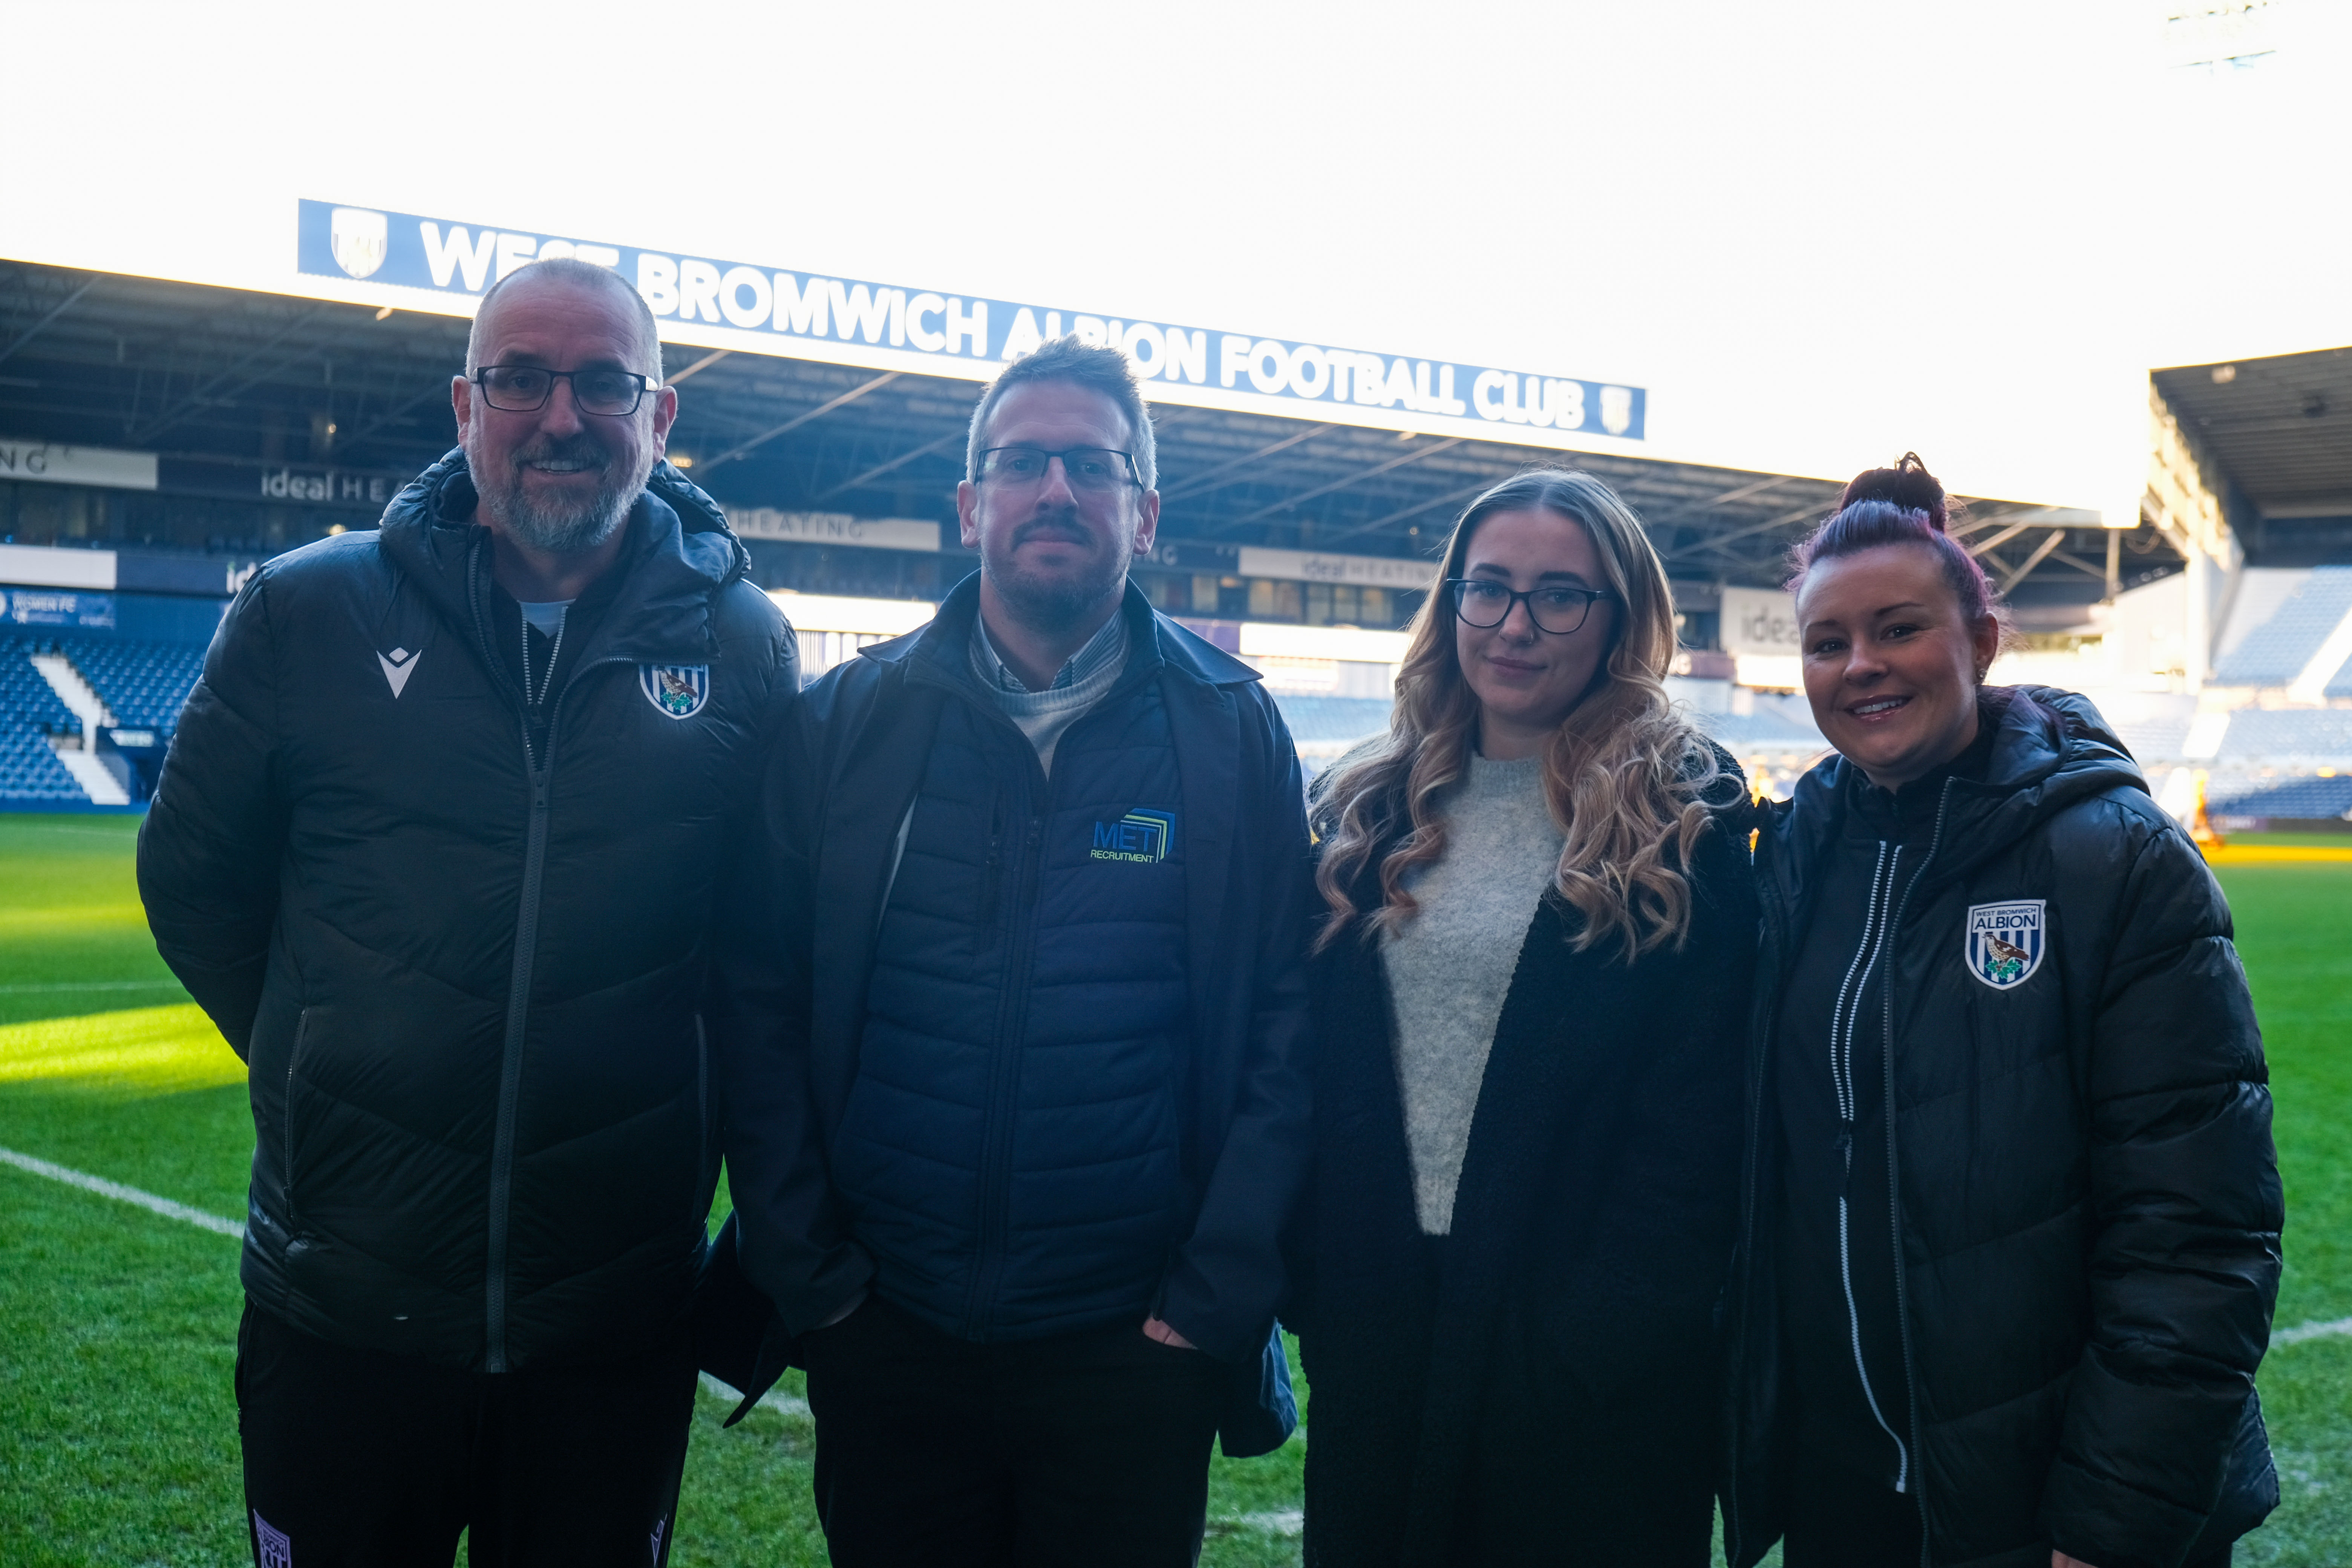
4, 0, 2346, 514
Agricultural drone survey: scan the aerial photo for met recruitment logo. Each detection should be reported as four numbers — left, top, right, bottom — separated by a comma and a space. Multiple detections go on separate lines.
1092, 809, 1174, 864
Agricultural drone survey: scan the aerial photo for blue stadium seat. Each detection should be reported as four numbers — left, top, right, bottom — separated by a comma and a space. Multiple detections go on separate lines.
0, 718, 83, 802
2209, 775, 2352, 821
1270, 694, 1398, 746
49, 636, 207, 735
2213, 567, 2352, 686
2216, 708, 2352, 760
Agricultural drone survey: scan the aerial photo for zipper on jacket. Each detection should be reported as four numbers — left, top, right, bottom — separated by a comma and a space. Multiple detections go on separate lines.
965, 803, 1045, 1337
281, 1008, 312, 1224
1830, 841, 1911, 1493
463, 540, 640, 1374
1879, 779, 1954, 1566
1725, 828, 1788, 1568
485, 758, 552, 1373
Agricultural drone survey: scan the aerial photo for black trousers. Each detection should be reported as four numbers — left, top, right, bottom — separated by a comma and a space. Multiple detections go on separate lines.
801, 1296, 1227, 1568
1781, 1455, 2236, 1568
234, 1300, 697, 1568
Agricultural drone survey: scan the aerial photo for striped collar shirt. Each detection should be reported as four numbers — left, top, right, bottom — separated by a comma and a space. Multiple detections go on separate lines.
969, 608, 1132, 776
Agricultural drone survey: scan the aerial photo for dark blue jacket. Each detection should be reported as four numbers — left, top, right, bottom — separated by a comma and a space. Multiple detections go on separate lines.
841, 664, 1194, 1341
715, 576, 1314, 1448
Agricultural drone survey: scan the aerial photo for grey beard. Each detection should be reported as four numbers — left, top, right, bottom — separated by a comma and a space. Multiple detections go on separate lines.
487, 465, 644, 555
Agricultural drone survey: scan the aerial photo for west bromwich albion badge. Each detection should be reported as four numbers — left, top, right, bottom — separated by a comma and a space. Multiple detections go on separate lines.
1965, 900, 2046, 990
638, 663, 709, 720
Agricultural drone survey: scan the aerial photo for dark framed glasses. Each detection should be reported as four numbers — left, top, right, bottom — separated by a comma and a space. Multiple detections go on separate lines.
472, 365, 655, 416
976, 445, 1142, 493
1446, 577, 1613, 635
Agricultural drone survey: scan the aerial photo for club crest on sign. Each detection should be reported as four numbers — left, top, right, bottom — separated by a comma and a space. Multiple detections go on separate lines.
1599, 384, 1635, 436
329, 207, 389, 280
639, 663, 709, 720
1965, 900, 2046, 990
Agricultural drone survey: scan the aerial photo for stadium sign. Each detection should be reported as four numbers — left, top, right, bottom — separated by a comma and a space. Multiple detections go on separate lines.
723, 509, 940, 553
0, 438, 157, 491
0, 586, 115, 629
296, 200, 1647, 450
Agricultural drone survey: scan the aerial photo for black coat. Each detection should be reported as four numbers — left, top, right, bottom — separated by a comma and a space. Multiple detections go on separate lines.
711, 577, 1314, 1451
1723, 687, 2283, 1568
138, 451, 796, 1374
1294, 755, 1759, 1566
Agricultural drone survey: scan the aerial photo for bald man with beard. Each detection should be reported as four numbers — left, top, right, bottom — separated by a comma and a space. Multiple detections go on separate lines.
139, 259, 798, 1568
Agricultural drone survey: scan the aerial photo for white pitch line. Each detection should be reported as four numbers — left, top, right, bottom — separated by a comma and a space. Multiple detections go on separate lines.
2275, 1316, 2352, 1347
699, 1370, 810, 1417
0, 1147, 831, 1416
0, 1144, 245, 1238
0, 978, 185, 994
1227, 1511, 1304, 1537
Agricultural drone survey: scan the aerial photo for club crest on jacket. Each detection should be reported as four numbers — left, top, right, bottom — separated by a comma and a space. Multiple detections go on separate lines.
639, 663, 709, 720
1965, 900, 2045, 989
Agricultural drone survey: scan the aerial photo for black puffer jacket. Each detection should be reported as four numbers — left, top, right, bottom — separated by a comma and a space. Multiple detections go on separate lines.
139, 450, 795, 1374
1723, 687, 2282, 1568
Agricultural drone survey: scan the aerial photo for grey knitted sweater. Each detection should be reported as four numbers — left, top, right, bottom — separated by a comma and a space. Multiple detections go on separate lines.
1381, 752, 1565, 1234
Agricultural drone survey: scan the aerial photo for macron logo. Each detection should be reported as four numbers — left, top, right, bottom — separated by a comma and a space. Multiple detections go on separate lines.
377, 646, 420, 698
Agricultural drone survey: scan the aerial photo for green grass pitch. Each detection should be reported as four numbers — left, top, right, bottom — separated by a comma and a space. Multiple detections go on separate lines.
1, 810, 2345, 1565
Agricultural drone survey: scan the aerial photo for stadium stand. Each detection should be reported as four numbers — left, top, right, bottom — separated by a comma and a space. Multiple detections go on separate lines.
1271, 694, 1398, 749
1, 636, 83, 736
58, 637, 206, 734
0, 634, 88, 802
0, 721, 83, 801
2211, 567, 2352, 686
2213, 707, 2352, 761
2209, 774, 2352, 822
1695, 692, 1827, 757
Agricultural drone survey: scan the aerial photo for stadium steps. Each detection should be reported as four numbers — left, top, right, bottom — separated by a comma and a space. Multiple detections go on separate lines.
29, 652, 116, 736
25, 653, 129, 804
52, 747, 130, 805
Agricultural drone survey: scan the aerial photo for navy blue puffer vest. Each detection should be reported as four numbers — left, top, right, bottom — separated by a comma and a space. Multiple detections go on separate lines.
833, 662, 1191, 1342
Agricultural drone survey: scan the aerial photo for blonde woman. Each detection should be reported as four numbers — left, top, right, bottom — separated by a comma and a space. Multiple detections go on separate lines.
1293, 469, 1758, 1566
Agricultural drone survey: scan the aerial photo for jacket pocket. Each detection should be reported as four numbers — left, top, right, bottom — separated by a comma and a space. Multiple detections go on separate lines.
280, 1007, 313, 1222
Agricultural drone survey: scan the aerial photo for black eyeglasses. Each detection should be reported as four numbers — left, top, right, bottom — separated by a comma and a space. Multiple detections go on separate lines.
1446, 577, 1614, 635
472, 366, 655, 416
975, 445, 1142, 493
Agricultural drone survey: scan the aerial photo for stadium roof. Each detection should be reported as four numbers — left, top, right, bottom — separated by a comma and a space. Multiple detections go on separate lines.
2153, 345, 2352, 516
2153, 345, 2352, 567
2, 260, 2183, 607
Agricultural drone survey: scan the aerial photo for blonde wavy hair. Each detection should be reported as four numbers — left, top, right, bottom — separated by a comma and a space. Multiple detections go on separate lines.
1311, 468, 1723, 960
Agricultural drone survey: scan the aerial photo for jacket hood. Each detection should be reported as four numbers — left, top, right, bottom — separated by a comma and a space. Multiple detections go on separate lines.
1777, 684, 2150, 891
858, 570, 1264, 691
374, 448, 749, 662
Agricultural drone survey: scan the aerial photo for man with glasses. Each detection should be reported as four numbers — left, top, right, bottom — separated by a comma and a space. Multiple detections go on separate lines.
716, 335, 1314, 1565
139, 257, 796, 1565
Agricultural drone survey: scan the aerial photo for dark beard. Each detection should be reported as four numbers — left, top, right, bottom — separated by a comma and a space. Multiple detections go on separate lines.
475, 434, 650, 555
984, 512, 1133, 633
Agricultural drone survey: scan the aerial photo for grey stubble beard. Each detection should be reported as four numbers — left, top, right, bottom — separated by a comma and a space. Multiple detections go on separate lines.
473, 436, 654, 557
